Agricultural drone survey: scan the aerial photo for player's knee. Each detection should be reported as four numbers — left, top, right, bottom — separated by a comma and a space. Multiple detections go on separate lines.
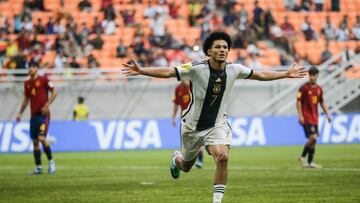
182, 163, 193, 172
33, 140, 40, 149
309, 138, 317, 144
38, 135, 45, 141
216, 152, 229, 163
38, 136, 49, 146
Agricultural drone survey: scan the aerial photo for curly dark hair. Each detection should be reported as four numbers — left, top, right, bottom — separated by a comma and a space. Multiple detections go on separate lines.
308, 66, 319, 75
29, 61, 40, 68
203, 31, 232, 56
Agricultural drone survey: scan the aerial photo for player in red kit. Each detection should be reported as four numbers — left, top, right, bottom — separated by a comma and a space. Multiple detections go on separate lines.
172, 80, 203, 168
297, 66, 331, 168
16, 62, 58, 174
172, 80, 191, 126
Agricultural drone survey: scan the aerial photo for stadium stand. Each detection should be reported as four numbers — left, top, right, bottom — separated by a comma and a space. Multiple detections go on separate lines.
0, 0, 359, 78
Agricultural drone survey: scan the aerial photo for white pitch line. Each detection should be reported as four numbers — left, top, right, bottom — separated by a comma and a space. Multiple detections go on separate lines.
320, 168, 360, 172
0, 165, 359, 172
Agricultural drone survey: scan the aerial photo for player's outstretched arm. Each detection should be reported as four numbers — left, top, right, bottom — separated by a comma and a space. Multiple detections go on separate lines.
122, 59, 176, 78
249, 63, 307, 81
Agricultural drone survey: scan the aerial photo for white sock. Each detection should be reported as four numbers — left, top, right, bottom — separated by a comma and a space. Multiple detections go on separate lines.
213, 184, 226, 203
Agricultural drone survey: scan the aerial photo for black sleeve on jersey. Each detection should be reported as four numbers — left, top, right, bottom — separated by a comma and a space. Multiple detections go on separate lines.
174, 67, 181, 81
245, 69, 253, 79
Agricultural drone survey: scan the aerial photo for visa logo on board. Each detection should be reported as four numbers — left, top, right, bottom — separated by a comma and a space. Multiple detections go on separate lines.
0, 115, 359, 153
90, 120, 162, 150
319, 115, 360, 144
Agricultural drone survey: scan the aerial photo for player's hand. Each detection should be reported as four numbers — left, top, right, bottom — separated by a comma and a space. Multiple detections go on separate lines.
287, 63, 307, 78
122, 59, 141, 76
326, 114, 332, 123
299, 116, 304, 125
41, 105, 49, 115
16, 113, 21, 122
172, 118, 176, 127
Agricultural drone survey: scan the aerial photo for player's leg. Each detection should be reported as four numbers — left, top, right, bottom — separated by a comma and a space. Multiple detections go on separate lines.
204, 124, 232, 203
171, 144, 202, 178
170, 151, 197, 179
307, 134, 317, 163
299, 142, 311, 166
207, 144, 229, 203
195, 148, 203, 168
39, 135, 53, 161
30, 116, 43, 174
38, 135, 56, 174
299, 124, 311, 167
38, 115, 55, 174
307, 134, 321, 168
305, 125, 320, 168
174, 153, 197, 172
32, 139, 43, 174
170, 125, 204, 179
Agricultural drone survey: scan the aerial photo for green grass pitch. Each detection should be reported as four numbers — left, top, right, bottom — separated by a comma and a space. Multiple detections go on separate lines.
0, 144, 359, 203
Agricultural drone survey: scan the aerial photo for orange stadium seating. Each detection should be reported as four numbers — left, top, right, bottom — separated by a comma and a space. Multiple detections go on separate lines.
0, 0, 359, 76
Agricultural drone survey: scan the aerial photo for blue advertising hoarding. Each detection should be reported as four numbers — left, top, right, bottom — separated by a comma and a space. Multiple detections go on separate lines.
0, 114, 359, 153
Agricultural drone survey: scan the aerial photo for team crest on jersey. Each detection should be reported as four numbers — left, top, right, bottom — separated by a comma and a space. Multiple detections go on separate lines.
213, 83, 221, 94
308, 90, 312, 95
35, 81, 40, 87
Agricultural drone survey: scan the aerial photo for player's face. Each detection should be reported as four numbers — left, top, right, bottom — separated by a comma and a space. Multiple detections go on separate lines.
309, 74, 318, 84
28, 66, 38, 77
208, 40, 229, 63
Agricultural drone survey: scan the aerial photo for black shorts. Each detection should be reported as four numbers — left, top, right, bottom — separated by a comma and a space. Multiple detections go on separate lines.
30, 114, 50, 140
302, 124, 318, 138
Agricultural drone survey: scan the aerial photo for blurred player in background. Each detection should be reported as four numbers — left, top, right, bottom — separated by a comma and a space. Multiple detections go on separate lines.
123, 31, 307, 203
172, 80, 203, 168
297, 66, 331, 168
73, 96, 90, 121
16, 62, 57, 174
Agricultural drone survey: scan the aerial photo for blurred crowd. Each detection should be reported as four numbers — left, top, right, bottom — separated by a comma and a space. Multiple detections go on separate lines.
0, 0, 359, 73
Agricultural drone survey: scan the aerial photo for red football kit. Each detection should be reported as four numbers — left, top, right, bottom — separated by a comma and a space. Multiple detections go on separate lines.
173, 83, 191, 112
24, 75, 54, 118
297, 82, 323, 125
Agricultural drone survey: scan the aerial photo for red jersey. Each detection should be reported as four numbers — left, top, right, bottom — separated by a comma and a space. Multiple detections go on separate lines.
173, 83, 191, 112
24, 75, 54, 117
297, 82, 323, 125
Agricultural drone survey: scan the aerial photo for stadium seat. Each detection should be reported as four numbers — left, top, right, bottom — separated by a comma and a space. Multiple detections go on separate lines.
2, 0, 359, 71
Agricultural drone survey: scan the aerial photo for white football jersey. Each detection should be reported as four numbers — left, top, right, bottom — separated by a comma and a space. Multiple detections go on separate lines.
174, 60, 253, 131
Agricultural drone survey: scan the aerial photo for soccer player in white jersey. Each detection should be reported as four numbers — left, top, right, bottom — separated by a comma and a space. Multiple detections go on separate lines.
122, 31, 307, 203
